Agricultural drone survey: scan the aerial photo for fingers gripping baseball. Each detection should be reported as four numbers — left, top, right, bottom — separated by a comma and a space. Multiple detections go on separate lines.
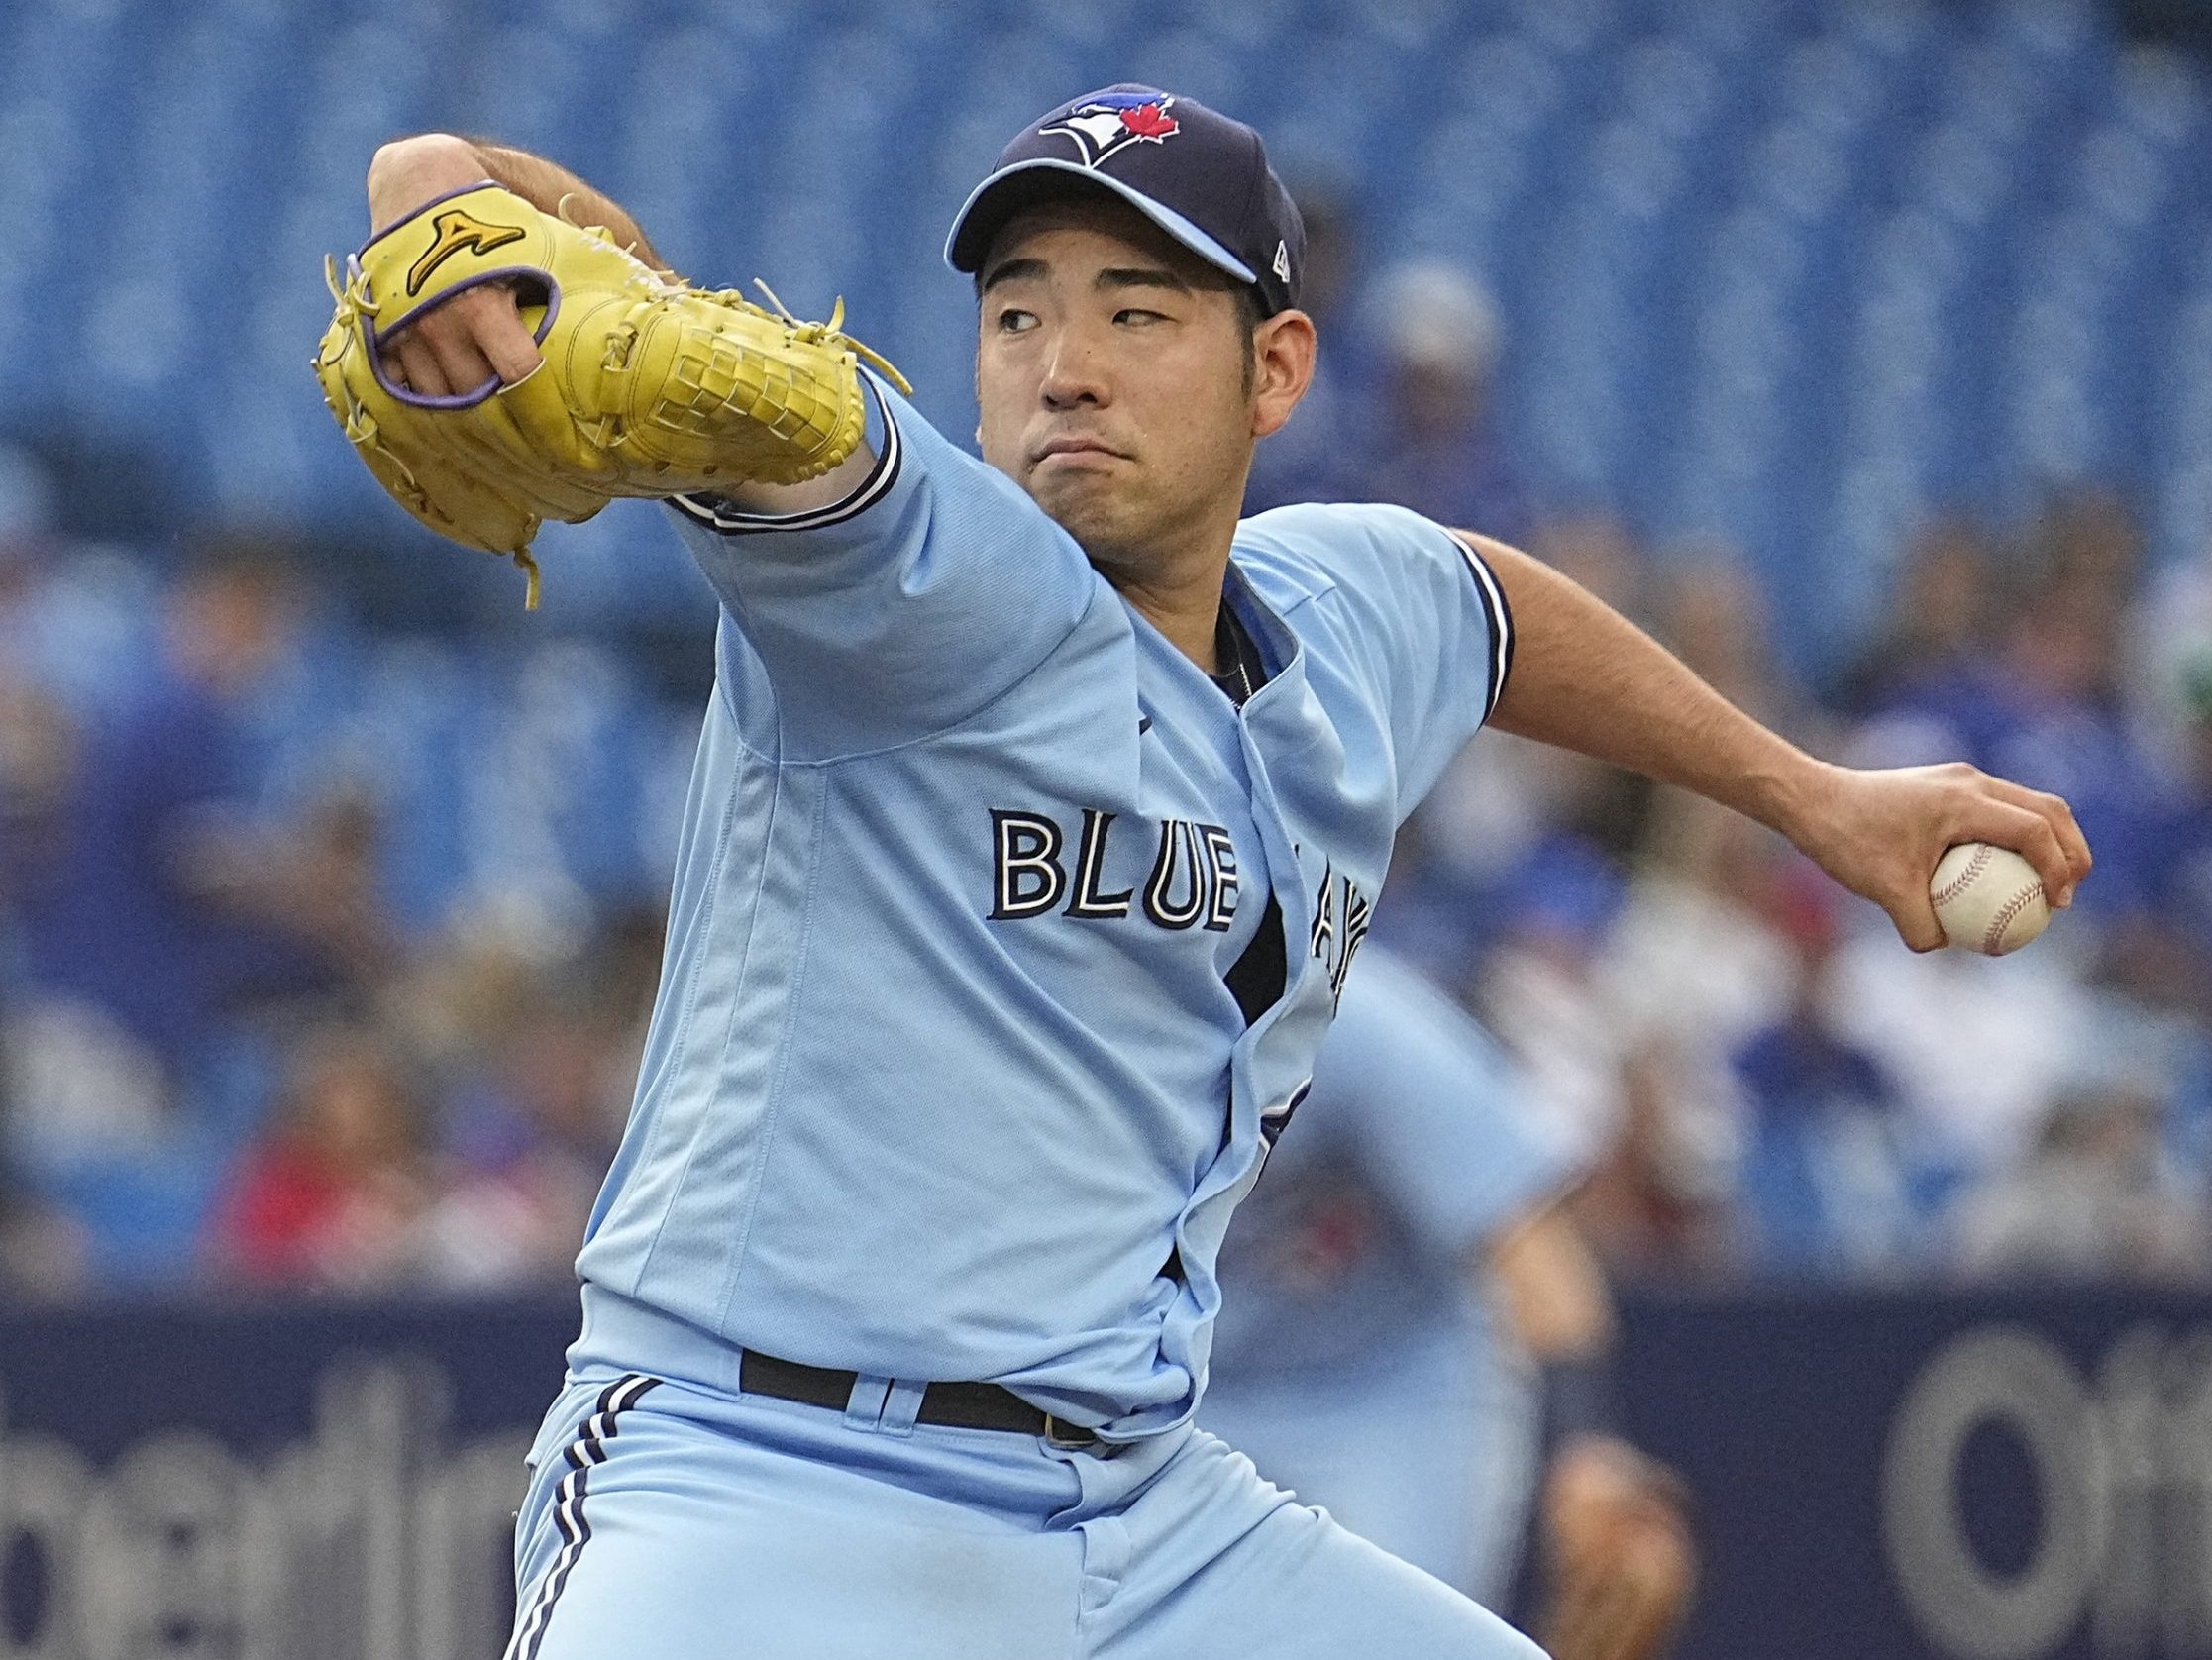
1793, 761, 2091, 953
1978, 774, 2093, 893
1952, 796, 2069, 911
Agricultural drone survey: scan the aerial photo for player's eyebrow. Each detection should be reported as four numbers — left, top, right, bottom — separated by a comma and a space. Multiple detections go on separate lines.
978, 259, 1196, 297
1097, 266, 1192, 295
980, 257, 1048, 294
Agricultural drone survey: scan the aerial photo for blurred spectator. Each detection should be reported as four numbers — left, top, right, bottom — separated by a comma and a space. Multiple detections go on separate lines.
413, 909, 659, 1288
0, 443, 56, 591
2030, 484, 2145, 600
1600, 797, 1793, 1119
8, 536, 391, 1152
1840, 517, 1999, 716
1381, 738, 1638, 981
1953, 1066, 2206, 1284
1338, 261, 1535, 547
1569, 1037, 1738, 1280
1730, 868, 1918, 1279
2132, 527, 2212, 757
1246, 188, 1363, 512
0, 675, 75, 910
0, 1178, 87, 1297
2131, 655, 2212, 966
1853, 492, 2163, 918
1596, 546, 1807, 1180
1653, 546, 1800, 734
1824, 924, 2089, 1175
1472, 835, 1629, 1163
1600, 543, 1807, 1053
1571, 798, 1792, 1279
206, 1026, 432, 1292
1529, 510, 1646, 616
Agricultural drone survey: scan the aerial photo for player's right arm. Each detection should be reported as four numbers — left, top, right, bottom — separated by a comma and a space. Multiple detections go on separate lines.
361, 133, 874, 515
1470, 533, 2091, 950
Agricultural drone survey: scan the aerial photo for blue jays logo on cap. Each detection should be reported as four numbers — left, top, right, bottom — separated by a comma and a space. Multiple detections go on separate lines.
946, 84, 1306, 315
1040, 90, 1182, 169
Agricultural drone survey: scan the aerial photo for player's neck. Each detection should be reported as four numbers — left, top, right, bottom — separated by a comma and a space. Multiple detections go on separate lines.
1115, 552, 1236, 674
1093, 487, 1247, 674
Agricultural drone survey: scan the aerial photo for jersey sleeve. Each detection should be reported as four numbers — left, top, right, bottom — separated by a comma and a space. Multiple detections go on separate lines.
663, 371, 1101, 761
1242, 501, 1514, 815
1314, 952, 1577, 1263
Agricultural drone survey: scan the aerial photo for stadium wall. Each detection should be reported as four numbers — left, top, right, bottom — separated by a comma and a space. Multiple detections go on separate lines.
0, 1289, 2204, 1658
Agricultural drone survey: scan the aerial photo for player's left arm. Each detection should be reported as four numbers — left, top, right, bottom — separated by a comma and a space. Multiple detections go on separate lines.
362, 132, 873, 517
1464, 533, 2093, 951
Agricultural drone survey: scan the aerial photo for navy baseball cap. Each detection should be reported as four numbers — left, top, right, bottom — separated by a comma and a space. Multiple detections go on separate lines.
944, 85, 1306, 316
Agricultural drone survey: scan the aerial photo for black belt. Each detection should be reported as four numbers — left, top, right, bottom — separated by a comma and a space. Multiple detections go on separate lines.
739, 1350, 1098, 1446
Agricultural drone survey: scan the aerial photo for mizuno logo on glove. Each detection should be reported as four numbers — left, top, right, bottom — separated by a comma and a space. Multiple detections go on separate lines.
406, 208, 527, 295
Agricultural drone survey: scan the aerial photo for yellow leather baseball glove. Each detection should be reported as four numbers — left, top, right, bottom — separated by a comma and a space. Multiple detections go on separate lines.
313, 183, 902, 606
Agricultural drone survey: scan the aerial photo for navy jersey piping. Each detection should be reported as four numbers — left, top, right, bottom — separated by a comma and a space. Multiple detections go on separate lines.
669, 376, 902, 536
1444, 528, 1516, 719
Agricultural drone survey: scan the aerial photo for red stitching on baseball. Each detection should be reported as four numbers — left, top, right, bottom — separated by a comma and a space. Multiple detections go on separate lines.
1933, 844, 1991, 909
1982, 884, 2042, 953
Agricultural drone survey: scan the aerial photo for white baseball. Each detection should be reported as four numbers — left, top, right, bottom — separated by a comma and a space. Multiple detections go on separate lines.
1929, 842, 2050, 956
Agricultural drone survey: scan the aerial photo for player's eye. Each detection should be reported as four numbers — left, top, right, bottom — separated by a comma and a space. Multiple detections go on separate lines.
996, 308, 1038, 334
1113, 308, 1167, 326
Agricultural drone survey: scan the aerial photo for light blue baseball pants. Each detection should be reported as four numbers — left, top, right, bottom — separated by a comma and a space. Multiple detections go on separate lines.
505, 1363, 1547, 1660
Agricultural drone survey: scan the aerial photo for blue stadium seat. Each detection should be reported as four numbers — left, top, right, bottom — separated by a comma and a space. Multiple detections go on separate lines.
6, 0, 2207, 655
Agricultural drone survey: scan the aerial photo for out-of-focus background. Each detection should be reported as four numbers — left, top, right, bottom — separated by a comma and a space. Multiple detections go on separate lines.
4, 0, 2212, 1655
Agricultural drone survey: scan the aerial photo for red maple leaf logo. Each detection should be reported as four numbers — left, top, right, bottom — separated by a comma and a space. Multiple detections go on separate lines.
1119, 103, 1178, 141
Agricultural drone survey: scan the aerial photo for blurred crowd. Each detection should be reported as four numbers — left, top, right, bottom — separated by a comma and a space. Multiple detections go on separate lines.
0, 439, 693, 1297
1382, 489, 2212, 1287
2, 230, 2209, 1302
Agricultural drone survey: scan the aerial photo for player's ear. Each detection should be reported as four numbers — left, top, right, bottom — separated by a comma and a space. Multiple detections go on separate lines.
1250, 309, 1317, 440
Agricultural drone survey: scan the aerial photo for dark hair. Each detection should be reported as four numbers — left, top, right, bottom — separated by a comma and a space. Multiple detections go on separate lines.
1232, 282, 1263, 398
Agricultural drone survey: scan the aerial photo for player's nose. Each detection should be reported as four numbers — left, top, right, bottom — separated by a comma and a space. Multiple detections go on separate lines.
1038, 324, 1110, 409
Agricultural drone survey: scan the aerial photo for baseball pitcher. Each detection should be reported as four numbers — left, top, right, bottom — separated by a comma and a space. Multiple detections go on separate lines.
317, 84, 2089, 1660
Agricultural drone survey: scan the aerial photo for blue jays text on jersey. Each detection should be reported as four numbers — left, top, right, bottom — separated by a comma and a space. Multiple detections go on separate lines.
568, 370, 1514, 1439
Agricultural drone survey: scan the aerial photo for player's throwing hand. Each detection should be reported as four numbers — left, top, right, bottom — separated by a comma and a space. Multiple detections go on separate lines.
1783, 760, 2091, 953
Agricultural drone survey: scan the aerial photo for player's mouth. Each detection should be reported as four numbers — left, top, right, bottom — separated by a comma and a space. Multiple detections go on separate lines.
1031, 435, 1129, 467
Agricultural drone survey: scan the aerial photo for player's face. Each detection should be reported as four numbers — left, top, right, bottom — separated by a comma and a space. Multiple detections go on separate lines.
975, 202, 1290, 584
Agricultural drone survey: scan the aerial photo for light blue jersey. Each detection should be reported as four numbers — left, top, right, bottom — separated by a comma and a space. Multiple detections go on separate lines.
570, 373, 1513, 1438
1203, 948, 1577, 1597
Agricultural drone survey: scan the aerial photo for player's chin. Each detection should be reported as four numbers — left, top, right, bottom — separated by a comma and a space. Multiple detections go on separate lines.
1051, 516, 1157, 580
1029, 472, 1131, 542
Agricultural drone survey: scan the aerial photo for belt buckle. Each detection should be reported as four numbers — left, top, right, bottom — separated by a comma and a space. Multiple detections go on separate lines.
1041, 1412, 1094, 1450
